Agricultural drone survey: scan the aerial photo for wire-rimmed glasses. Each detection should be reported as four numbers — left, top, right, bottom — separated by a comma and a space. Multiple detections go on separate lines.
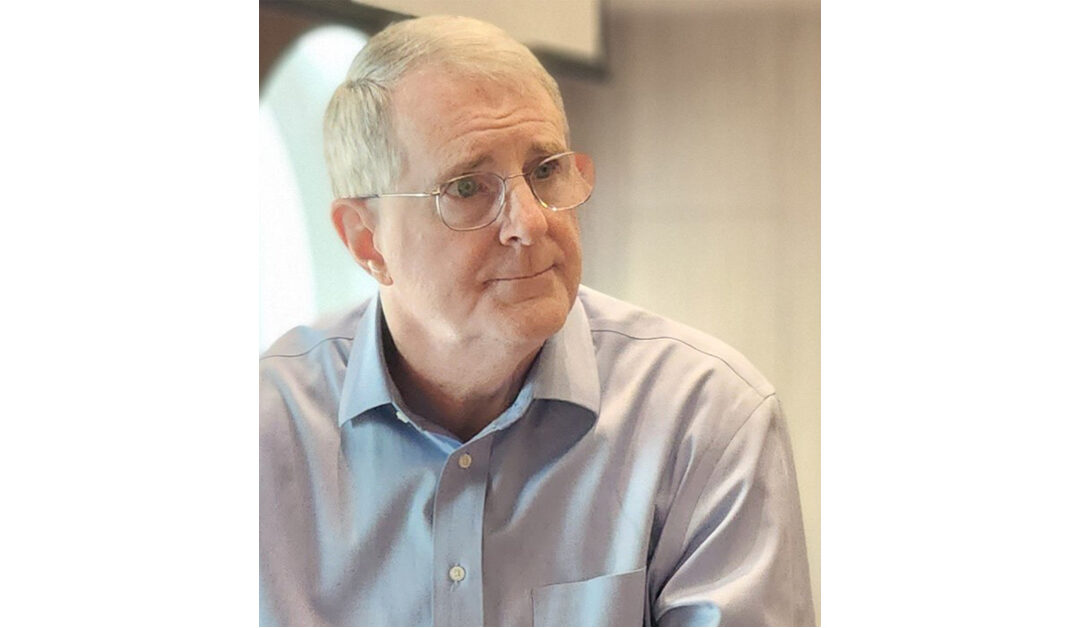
354, 151, 596, 231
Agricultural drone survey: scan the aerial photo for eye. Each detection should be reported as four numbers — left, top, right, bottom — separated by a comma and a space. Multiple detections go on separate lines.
446, 176, 482, 199
532, 158, 562, 181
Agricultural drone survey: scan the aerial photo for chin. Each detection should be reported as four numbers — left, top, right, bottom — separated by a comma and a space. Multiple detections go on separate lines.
489, 291, 574, 346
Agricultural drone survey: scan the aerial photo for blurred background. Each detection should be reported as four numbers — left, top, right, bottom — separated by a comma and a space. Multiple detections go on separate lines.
260, 0, 820, 622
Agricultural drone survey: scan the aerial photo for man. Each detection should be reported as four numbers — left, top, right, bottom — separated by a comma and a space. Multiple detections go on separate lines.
260, 15, 813, 627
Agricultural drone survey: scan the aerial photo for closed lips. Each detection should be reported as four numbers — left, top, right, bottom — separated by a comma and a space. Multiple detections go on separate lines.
493, 265, 554, 281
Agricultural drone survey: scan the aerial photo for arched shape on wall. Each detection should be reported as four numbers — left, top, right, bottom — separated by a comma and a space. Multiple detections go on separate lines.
259, 23, 376, 350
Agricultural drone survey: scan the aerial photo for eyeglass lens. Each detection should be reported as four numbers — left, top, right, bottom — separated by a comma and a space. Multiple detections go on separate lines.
438, 153, 595, 230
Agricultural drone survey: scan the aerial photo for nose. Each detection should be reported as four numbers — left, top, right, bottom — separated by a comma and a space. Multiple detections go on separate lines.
498, 175, 549, 246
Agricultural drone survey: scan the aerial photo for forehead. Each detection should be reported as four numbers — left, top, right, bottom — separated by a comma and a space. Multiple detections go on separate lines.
390, 64, 567, 180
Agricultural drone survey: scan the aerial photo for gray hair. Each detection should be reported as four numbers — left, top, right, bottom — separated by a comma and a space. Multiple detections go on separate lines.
323, 15, 569, 199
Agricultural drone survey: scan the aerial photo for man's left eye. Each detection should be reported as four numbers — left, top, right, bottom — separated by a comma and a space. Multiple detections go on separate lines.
533, 161, 559, 180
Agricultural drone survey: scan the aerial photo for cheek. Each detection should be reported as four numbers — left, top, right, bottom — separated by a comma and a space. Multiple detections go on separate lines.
385, 221, 446, 284
420, 240, 490, 301
548, 219, 583, 302
557, 215, 584, 265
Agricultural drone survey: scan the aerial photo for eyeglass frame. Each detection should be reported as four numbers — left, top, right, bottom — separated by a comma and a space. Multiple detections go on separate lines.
351, 151, 594, 231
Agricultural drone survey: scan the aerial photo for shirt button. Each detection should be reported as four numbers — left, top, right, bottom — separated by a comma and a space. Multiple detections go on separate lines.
457, 453, 473, 469
448, 565, 466, 582
394, 410, 408, 423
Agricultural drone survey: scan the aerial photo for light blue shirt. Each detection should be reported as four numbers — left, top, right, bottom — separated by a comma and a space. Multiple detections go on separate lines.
260, 286, 813, 626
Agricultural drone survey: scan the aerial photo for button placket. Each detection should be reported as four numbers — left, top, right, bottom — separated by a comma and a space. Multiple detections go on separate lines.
430, 438, 493, 625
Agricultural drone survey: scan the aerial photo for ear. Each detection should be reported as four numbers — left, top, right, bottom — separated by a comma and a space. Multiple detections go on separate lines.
331, 198, 393, 286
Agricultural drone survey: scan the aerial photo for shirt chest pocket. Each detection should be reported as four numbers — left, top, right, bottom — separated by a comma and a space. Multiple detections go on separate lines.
531, 567, 647, 626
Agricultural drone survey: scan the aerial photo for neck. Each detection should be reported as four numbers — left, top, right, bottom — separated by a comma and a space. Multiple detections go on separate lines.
380, 304, 541, 443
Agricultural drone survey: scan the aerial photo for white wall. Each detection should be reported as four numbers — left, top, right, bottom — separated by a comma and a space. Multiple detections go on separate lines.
557, 0, 821, 621
260, 26, 378, 351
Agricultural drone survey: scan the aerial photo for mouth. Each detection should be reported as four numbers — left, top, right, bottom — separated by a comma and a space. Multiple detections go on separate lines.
491, 265, 555, 282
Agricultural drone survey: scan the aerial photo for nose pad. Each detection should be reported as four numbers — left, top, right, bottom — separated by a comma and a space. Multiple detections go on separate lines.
498, 175, 549, 245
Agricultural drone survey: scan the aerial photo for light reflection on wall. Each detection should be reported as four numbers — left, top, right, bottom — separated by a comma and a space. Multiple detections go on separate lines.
259, 25, 377, 351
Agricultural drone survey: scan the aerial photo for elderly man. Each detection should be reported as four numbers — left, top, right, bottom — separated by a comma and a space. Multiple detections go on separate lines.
260, 14, 813, 627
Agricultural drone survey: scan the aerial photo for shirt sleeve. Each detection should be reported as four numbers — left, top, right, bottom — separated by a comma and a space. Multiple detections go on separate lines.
650, 394, 815, 626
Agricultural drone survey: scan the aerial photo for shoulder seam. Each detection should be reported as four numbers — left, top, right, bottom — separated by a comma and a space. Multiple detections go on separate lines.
259, 335, 355, 361
704, 391, 779, 463
590, 328, 768, 398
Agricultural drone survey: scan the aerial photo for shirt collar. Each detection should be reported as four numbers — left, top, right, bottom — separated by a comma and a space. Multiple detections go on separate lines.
337, 295, 396, 427
526, 296, 601, 415
337, 293, 601, 428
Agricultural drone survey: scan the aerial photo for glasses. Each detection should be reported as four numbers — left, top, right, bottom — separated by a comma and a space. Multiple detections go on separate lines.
355, 151, 596, 231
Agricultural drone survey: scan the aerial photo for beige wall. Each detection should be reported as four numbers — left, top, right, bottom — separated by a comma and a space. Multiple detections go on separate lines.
359, 0, 603, 62
557, 0, 821, 621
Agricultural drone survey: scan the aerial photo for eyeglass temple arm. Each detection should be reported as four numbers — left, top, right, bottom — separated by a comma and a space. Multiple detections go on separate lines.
354, 192, 437, 200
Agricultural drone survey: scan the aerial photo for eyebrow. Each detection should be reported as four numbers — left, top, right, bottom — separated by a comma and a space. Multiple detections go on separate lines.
436, 155, 490, 184
435, 140, 569, 183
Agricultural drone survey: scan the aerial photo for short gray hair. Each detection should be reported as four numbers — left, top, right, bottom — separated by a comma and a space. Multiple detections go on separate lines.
323, 15, 569, 199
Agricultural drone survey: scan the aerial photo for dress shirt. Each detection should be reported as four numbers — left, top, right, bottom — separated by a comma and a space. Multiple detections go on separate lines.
260, 285, 814, 626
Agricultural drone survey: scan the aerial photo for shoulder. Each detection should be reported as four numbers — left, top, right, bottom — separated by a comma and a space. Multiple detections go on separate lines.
574, 287, 787, 527
577, 285, 775, 402
259, 296, 373, 417
260, 302, 368, 364
260, 293, 374, 373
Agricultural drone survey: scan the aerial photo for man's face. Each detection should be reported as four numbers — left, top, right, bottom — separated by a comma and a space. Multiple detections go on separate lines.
372, 65, 583, 350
